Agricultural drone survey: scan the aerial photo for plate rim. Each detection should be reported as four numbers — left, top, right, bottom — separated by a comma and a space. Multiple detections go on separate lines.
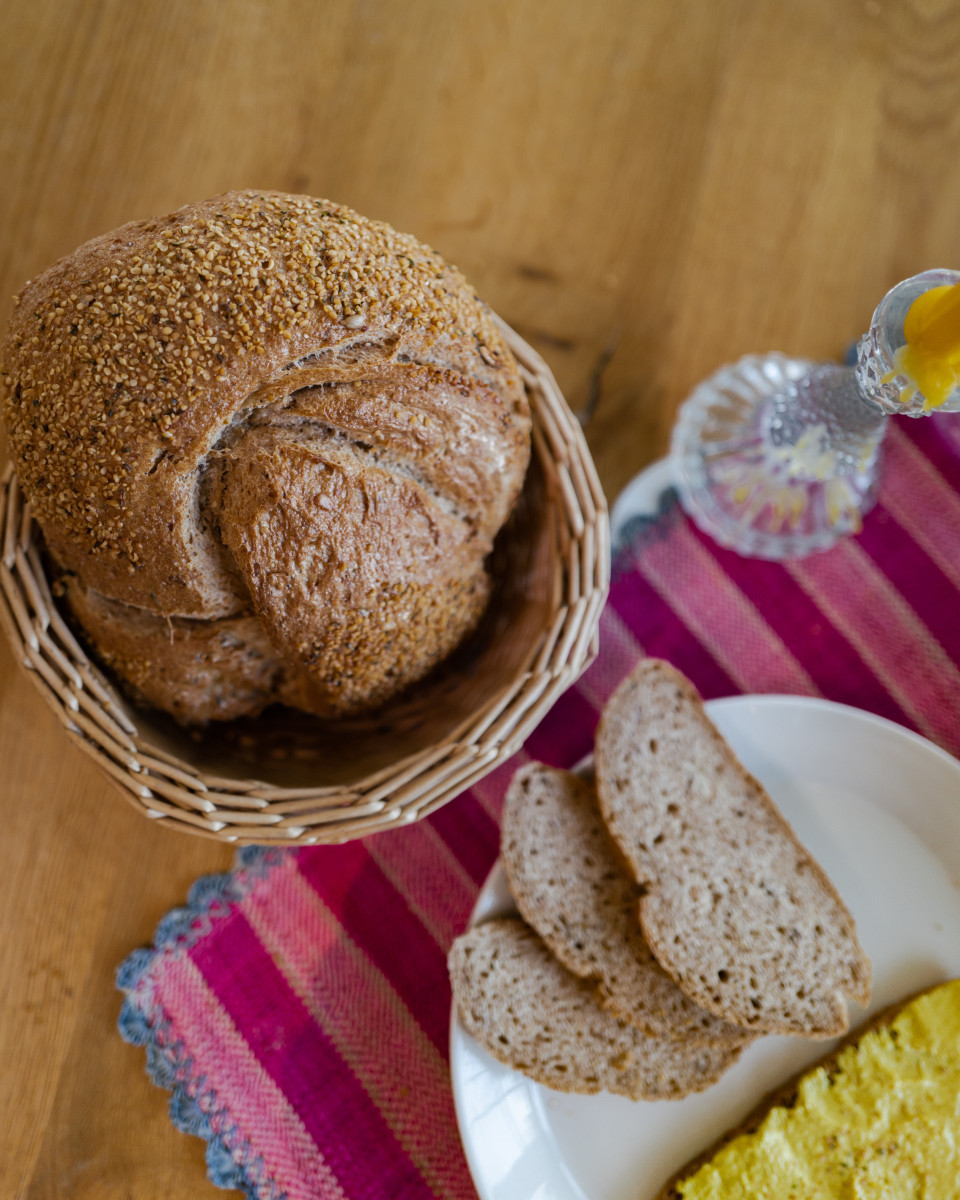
707, 691, 960, 774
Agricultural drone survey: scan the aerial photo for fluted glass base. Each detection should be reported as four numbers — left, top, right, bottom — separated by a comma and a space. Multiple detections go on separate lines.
671, 354, 886, 560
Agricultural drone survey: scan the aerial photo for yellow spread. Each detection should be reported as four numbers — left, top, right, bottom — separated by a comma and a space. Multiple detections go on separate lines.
887, 282, 960, 410
676, 979, 960, 1198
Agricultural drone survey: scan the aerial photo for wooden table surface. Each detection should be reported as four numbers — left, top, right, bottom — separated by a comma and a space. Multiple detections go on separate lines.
3, 1, 960, 1195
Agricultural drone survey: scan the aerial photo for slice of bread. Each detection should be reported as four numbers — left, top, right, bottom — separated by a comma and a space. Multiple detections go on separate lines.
501, 762, 750, 1047
448, 917, 744, 1100
594, 659, 871, 1037
655, 978, 960, 1198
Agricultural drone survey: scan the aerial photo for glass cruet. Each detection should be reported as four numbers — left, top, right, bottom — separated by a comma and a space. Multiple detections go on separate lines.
670, 269, 960, 559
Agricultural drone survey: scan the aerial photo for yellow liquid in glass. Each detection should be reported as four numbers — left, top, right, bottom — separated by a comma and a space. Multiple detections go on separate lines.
887, 282, 960, 410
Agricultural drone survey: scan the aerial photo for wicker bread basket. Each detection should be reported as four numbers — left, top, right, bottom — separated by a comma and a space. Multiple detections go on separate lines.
0, 321, 609, 844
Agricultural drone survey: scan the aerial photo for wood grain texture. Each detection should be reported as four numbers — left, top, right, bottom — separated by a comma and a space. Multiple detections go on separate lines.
2, 0, 960, 1195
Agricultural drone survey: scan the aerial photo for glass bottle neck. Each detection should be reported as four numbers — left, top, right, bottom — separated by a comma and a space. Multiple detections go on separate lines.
762, 364, 885, 483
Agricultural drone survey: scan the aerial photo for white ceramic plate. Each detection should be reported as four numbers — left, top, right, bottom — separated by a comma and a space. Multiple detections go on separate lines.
449, 695, 960, 1200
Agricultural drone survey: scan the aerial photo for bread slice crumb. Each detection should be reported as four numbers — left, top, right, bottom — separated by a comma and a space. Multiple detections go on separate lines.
448, 916, 744, 1100
595, 659, 871, 1037
501, 762, 750, 1047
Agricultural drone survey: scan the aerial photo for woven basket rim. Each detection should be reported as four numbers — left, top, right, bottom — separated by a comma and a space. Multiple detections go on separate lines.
0, 318, 610, 844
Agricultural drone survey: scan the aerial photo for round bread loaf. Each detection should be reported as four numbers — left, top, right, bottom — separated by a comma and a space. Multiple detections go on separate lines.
1, 191, 530, 721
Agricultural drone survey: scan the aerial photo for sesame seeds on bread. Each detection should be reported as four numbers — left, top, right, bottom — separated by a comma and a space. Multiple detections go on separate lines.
594, 659, 871, 1037
448, 917, 744, 1101
501, 762, 751, 1048
2, 191, 531, 721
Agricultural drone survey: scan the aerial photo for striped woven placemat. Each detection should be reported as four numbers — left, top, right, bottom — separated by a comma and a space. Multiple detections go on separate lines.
118, 412, 960, 1199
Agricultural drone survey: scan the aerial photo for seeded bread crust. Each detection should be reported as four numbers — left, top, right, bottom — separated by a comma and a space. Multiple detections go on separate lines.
2, 191, 530, 720
594, 660, 871, 1037
62, 575, 286, 723
61, 574, 346, 724
501, 763, 751, 1047
448, 917, 744, 1101
654, 980, 956, 1199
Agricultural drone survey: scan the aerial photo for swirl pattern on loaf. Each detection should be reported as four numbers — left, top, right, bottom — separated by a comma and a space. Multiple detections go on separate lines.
2, 191, 530, 721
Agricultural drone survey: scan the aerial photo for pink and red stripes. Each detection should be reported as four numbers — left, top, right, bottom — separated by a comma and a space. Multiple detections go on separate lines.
156, 954, 346, 1200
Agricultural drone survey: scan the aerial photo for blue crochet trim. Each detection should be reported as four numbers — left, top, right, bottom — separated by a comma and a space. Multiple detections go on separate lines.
612, 482, 680, 575
117, 846, 290, 1199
